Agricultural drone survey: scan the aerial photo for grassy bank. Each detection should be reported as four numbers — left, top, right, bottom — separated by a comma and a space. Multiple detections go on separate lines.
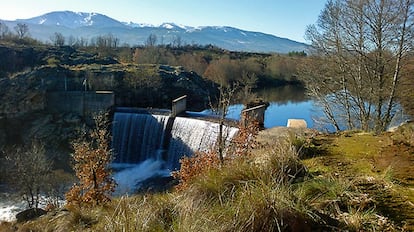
2, 124, 413, 231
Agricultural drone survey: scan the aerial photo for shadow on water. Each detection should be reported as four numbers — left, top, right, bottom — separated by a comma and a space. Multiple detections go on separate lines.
256, 85, 308, 103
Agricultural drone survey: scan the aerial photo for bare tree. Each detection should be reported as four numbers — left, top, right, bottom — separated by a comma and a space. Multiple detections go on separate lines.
302, 0, 414, 132
209, 83, 240, 163
0, 22, 10, 39
177, 53, 208, 74
67, 35, 76, 46
171, 35, 183, 47
76, 37, 88, 47
50, 32, 65, 46
95, 33, 119, 49
145, 33, 157, 47
239, 71, 258, 104
14, 23, 30, 39
203, 56, 240, 84
4, 142, 51, 208
133, 47, 162, 64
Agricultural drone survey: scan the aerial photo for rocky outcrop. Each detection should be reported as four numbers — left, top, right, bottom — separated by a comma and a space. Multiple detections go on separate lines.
0, 44, 218, 168
0, 44, 118, 76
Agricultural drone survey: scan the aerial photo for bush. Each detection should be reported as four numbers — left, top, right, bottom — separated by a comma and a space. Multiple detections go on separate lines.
65, 112, 116, 208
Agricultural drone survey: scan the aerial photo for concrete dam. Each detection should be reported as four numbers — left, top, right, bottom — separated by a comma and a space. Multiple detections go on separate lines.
111, 111, 239, 171
46, 92, 266, 193
111, 95, 266, 170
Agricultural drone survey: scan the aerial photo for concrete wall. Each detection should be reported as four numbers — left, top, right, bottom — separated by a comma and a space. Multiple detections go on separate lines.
241, 104, 267, 129
47, 91, 114, 116
171, 95, 187, 117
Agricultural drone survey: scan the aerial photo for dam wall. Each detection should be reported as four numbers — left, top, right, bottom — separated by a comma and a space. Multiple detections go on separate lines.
241, 104, 267, 128
46, 91, 114, 116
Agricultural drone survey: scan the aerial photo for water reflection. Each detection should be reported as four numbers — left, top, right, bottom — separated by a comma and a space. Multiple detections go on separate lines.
228, 86, 325, 129
256, 85, 307, 103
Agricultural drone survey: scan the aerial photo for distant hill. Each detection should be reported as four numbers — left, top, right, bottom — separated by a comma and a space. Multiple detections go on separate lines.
2, 11, 308, 53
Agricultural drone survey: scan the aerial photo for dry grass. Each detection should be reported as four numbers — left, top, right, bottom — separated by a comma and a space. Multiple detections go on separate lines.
6, 125, 414, 231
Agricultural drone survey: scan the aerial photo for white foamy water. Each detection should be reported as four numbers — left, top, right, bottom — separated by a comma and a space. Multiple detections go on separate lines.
167, 117, 239, 170
0, 200, 24, 222
0, 159, 171, 222
0, 192, 28, 222
0, 195, 52, 222
112, 159, 171, 195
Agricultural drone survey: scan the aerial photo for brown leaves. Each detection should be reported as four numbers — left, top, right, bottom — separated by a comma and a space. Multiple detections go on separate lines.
232, 118, 260, 158
172, 150, 221, 191
173, 117, 259, 191
65, 112, 116, 208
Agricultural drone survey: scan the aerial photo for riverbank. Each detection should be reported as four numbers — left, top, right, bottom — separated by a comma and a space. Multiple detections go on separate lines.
1, 123, 413, 231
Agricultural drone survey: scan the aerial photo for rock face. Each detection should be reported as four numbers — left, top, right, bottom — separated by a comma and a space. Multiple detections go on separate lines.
0, 44, 218, 170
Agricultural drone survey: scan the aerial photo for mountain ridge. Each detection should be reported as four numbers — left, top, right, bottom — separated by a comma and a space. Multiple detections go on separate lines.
2, 11, 308, 53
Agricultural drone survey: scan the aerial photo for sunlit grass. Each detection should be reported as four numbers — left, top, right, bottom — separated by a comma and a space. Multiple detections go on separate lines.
302, 157, 333, 175
7, 130, 408, 231
330, 133, 382, 158
99, 194, 176, 232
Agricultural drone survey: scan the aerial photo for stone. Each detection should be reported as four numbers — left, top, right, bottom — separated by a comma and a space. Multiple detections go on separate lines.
287, 119, 307, 128
16, 208, 47, 222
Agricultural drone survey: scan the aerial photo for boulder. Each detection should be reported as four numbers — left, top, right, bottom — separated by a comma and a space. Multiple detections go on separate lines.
16, 208, 47, 222
287, 119, 307, 128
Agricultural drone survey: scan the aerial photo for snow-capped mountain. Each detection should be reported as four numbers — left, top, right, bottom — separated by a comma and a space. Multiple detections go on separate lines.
17, 11, 127, 29
159, 23, 194, 31
3, 11, 308, 53
123, 21, 154, 28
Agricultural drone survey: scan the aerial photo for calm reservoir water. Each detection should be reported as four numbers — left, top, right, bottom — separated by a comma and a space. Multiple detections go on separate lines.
226, 101, 318, 128
226, 85, 324, 129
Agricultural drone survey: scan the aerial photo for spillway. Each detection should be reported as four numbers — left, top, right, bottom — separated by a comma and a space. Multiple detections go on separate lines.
112, 112, 238, 168
111, 111, 238, 193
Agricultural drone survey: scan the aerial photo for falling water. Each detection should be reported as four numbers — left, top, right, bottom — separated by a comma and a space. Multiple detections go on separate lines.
111, 111, 239, 193
166, 117, 239, 170
112, 112, 169, 163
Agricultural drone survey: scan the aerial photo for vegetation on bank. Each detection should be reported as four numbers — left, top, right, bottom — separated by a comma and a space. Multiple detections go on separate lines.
0, 23, 305, 90
1, 122, 413, 231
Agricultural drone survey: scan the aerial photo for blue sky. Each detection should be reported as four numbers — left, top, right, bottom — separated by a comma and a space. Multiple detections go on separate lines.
0, 0, 327, 43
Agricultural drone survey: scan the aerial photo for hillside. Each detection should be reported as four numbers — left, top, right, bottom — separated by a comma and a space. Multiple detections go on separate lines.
1, 11, 308, 53
0, 43, 218, 178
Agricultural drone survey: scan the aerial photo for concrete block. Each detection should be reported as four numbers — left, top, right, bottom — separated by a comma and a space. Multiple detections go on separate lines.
287, 119, 307, 128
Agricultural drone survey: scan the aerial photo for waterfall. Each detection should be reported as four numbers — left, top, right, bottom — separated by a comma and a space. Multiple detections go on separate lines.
112, 112, 169, 163
166, 117, 239, 170
111, 111, 239, 193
